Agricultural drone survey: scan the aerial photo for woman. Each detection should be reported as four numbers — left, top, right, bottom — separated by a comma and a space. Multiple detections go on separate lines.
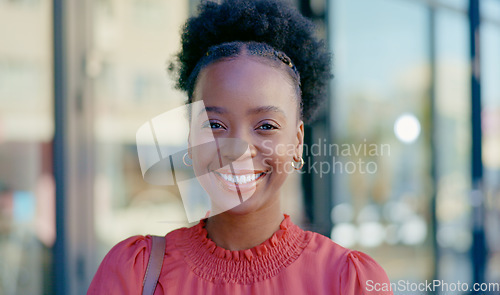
88, 0, 393, 294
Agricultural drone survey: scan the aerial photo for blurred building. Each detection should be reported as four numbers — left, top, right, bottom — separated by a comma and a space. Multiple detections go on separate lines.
0, 0, 499, 294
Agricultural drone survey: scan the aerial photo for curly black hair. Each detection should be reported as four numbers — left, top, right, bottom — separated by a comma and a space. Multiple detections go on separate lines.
169, 0, 332, 123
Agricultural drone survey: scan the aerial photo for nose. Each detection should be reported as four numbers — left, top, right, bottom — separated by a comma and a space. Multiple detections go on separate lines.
216, 137, 253, 164
215, 130, 257, 166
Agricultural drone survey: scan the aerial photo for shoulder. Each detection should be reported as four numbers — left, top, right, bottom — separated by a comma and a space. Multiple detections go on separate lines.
88, 227, 188, 295
106, 235, 155, 262
337, 249, 393, 295
303, 231, 393, 295
87, 235, 154, 294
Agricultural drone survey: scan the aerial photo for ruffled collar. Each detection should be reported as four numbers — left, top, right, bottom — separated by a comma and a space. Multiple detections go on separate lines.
177, 214, 312, 284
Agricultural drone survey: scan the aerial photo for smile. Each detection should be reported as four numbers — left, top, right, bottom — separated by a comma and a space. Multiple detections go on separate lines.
211, 170, 269, 194
215, 172, 266, 185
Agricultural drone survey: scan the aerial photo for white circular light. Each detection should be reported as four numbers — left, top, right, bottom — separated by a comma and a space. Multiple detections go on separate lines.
331, 203, 354, 223
331, 223, 358, 248
398, 216, 427, 245
394, 113, 421, 143
357, 204, 380, 223
385, 224, 400, 245
358, 222, 386, 248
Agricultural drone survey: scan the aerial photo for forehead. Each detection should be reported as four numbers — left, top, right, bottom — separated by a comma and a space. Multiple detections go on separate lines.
193, 56, 297, 108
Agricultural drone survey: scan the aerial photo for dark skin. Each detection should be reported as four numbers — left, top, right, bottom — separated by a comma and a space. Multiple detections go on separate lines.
188, 55, 304, 251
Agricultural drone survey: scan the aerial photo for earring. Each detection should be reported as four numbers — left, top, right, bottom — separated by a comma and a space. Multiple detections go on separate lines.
291, 156, 305, 170
183, 152, 192, 167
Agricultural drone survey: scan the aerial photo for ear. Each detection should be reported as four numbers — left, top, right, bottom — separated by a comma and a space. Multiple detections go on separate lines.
295, 120, 304, 160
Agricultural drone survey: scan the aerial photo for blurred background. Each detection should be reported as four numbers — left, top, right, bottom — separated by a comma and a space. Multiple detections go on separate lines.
0, 0, 499, 294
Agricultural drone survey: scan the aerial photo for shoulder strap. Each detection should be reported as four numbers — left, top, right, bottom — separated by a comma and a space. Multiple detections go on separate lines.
142, 235, 166, 295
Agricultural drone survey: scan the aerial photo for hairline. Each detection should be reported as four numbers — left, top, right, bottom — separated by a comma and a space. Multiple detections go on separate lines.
190, 53, 302, 121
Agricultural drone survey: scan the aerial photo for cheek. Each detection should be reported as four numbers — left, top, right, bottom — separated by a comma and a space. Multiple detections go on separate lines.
260, 134, 296, 159
257, 139, 295, 174
190, 127, 221, 173
274, 143, 296, 158
192, 146, 217, 175
190, 121, 216, 146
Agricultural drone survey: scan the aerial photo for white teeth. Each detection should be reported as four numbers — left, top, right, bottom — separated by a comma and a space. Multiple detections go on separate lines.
218, 172, 264, 184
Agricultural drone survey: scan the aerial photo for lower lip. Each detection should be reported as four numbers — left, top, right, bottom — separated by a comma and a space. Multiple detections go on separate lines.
212, 172, 267, 193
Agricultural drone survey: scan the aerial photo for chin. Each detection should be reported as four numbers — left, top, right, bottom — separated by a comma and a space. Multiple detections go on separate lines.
222, 201, 257, 215
214, 189, 278, 217
209, 194, 257, 216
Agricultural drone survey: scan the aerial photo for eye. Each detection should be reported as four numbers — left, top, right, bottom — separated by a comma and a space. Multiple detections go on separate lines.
257, 123, 278, 131
202, 120, 226, 130
211, 122, 223, 129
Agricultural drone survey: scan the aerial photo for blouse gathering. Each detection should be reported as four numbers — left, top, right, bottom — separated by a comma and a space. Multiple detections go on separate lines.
88, 214, 393, 294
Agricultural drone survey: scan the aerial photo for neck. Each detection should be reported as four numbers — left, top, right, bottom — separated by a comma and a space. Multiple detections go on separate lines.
205, 199, 284, 251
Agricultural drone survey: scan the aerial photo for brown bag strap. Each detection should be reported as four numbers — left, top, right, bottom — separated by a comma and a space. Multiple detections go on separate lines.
142, 235, 166, 295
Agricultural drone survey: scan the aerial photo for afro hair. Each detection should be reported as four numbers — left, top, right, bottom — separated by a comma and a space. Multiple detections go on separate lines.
169, 0, 332, 123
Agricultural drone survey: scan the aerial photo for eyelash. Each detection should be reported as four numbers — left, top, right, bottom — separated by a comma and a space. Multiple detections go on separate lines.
209, 122, 224, 129
203, 121, 278, 131
257, 123, 278, 130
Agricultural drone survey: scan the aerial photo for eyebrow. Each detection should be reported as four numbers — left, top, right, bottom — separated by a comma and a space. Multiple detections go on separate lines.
247, 105, 286, 116
198, 106, 226, 116
200, 106, 226, 114
198, 105, 286, 117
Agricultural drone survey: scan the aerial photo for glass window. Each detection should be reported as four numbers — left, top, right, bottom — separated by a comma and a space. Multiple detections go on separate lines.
331, 0, 433, 282
481, 0, 500, 21
437, 0, 468, 11
92, 0, 191, 261
435, 7, 472, 283
0, 0, 54, 294
481, 16, 500, 284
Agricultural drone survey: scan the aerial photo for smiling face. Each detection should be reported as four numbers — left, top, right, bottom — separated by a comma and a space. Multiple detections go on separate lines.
189, 55, 304, 216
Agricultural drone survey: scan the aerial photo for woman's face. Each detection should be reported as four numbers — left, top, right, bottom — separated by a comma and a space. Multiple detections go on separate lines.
189, 55, 304, 216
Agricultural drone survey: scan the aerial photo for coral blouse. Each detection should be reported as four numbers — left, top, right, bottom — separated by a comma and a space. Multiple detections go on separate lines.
88, 214, 392, 294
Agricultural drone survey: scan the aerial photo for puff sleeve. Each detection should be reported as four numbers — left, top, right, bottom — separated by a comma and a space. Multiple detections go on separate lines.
339, 250, 393, 295
87, 235, 153, 295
